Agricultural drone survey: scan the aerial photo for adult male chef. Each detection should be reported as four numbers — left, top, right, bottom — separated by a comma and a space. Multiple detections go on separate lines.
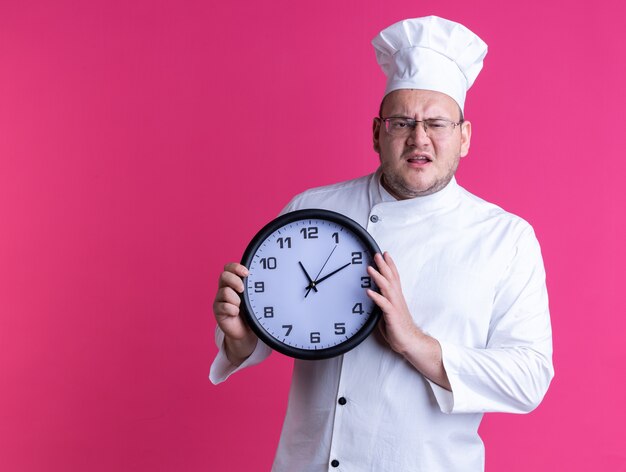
210, 16, 554, 472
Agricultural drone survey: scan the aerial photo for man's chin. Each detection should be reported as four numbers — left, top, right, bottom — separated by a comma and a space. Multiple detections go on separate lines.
382, 174, 435, 199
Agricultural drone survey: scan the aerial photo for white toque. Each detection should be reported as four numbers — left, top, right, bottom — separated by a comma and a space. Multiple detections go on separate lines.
372, 16, 488, 111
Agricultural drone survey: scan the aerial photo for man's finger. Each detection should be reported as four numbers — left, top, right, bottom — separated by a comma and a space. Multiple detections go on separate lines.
382, 252, 400, 279
367, 265, 391, 292
224, 262, 249, 277
218, 270, 245, 292
216, 286, 241, 306
374, 252, 395, 280
213, 301, 240, 318
367, 288, 394, 313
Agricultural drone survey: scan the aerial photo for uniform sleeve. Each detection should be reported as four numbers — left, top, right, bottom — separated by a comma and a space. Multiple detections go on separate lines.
209, 326, 273, 384
429, 226, 554, 414
208, 199, 300, 385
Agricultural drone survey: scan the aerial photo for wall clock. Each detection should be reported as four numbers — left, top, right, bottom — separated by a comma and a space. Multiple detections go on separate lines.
241, 209, 382, 360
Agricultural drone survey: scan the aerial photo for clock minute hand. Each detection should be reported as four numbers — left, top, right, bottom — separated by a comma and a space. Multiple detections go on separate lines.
314, 262, 352, 286
298, 261, 319, 294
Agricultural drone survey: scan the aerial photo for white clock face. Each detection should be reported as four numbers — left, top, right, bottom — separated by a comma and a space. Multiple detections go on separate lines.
243, 213, 379, 358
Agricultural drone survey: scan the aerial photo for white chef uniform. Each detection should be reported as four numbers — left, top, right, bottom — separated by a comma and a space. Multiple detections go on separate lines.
210, 169, 554, 471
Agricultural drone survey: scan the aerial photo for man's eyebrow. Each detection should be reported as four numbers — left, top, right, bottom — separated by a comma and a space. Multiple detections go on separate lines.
384, 114, 455, 120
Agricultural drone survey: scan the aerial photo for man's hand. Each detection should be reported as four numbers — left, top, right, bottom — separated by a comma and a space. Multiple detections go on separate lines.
366, 252, 451, 391
213, 263, 258, 366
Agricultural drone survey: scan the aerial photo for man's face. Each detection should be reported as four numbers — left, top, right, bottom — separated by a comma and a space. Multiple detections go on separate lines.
372, 89, 471, 199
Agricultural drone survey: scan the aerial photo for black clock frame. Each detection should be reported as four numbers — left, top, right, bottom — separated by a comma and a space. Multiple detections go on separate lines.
240, 208, 382, 360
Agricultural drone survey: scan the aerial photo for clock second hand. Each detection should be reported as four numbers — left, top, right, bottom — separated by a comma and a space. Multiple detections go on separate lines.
305, 245, 338, 298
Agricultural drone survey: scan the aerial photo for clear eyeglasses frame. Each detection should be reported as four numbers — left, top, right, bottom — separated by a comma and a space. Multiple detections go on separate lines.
378, 116, 464, 139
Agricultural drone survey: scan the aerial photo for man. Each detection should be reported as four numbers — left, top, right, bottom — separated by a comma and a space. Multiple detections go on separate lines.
210, 16, 554, 472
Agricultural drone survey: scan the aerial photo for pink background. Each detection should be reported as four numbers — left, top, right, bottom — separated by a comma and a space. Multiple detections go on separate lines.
1, 0, 624, 470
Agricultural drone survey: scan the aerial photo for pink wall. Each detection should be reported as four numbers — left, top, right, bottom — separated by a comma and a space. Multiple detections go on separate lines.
1, 0, 624, 470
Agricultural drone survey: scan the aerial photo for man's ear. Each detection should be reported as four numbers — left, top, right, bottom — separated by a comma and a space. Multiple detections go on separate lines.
373, 117, 382, 154
460, 120, 472, 158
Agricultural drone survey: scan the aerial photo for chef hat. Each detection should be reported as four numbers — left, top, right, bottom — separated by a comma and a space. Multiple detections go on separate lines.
372, 16, 488, 111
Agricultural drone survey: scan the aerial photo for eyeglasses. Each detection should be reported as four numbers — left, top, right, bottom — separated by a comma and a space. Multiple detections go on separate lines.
379, 117, 463, 139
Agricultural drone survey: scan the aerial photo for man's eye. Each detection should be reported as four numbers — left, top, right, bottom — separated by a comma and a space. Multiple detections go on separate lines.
427, 120, 448, 128
391, 120, 412, 129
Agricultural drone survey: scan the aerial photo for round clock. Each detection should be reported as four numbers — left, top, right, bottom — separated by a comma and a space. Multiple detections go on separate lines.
240, 209, 382, 360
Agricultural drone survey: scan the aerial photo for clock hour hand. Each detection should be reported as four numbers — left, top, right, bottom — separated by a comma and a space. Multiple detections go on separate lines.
298, 261, 318, 295
314, 262, 352, 286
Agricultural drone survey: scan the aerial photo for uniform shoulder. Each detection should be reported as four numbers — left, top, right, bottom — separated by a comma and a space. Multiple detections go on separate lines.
295, 173, 372, 200
457, 184, 535, 236
282, 173, 374, 213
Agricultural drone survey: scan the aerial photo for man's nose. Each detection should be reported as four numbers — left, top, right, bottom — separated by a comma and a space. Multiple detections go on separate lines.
407, 122, 430, 144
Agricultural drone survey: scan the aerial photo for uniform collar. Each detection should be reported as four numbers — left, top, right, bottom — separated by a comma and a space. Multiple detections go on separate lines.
370, 167, 462, 214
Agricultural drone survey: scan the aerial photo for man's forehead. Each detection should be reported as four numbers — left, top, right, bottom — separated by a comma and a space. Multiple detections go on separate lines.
381, 89, 460, 117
